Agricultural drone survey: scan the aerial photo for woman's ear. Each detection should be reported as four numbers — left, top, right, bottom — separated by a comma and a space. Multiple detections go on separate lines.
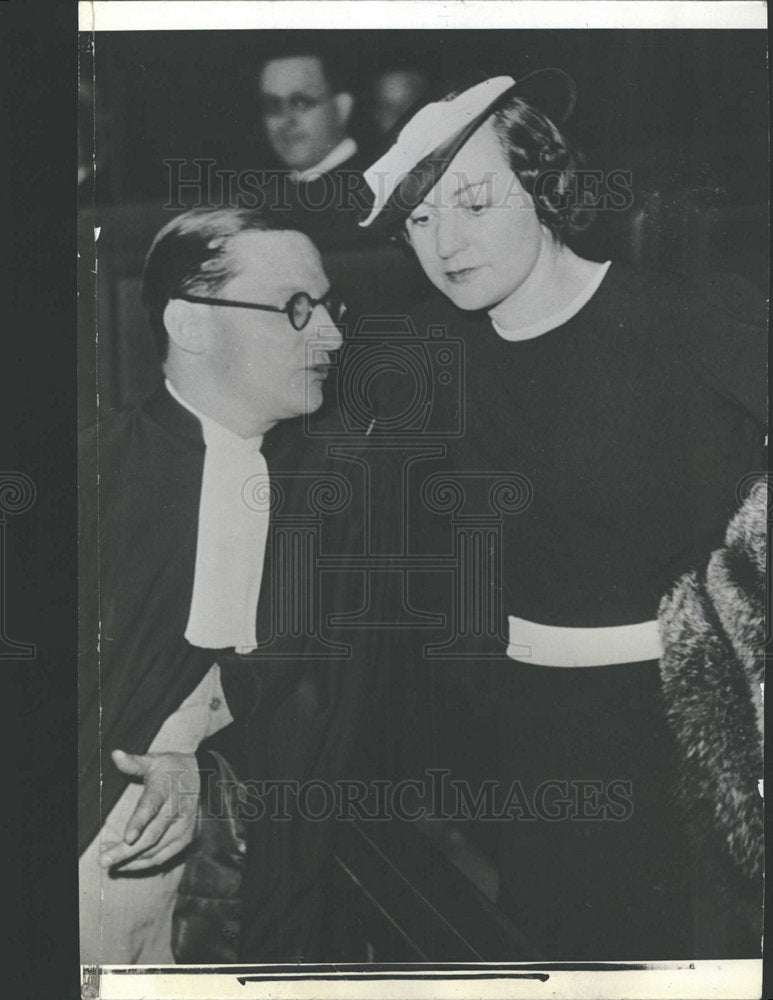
333, 91, 354, 130
163, 298, 210, 355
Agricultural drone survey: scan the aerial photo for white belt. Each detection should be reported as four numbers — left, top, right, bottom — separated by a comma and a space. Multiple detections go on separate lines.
507, 615, 663, 668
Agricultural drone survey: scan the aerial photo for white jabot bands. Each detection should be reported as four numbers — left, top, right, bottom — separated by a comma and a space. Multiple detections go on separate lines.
166, 380, 268, 654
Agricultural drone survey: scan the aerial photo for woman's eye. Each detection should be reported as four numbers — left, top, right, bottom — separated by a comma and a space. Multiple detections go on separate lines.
467, 202, 489, 216
408, 212, 432, 227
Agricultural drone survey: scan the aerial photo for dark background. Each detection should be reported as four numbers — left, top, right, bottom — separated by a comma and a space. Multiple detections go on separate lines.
5, 4, 78, 998
93, 29, 767, 208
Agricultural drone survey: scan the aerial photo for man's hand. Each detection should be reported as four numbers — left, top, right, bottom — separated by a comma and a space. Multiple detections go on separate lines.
99, 749, 200, 872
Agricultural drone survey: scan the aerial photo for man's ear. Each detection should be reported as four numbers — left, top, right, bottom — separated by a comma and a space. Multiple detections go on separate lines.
333, 91, 354, 130
163, 299, 210, 355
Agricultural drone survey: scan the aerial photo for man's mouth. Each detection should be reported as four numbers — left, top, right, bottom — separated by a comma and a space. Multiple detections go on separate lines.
308, 363, 330, 379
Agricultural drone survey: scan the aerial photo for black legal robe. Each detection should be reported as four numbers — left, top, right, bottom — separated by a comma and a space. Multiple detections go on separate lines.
79, 383, 370, 957
79, 383, 214, 856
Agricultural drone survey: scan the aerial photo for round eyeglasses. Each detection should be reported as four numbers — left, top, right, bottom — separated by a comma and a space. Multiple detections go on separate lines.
172, 287, 347, 332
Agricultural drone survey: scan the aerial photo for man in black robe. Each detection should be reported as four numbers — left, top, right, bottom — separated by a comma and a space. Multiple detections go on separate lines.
79, 206, 365, 964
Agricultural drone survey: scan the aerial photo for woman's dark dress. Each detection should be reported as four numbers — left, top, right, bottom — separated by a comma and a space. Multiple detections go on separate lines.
392, 264, 766, 958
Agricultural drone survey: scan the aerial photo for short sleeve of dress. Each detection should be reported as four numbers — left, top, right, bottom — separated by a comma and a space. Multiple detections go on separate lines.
674, 272, 767, 427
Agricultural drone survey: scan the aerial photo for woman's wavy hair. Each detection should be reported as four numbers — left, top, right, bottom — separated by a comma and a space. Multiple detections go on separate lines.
490, 92, 595, 240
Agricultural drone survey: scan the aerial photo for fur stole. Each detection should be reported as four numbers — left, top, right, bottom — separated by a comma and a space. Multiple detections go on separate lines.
658, 480, 766, 953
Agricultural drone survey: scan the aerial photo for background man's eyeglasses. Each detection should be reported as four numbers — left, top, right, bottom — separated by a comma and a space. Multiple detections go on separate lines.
172, 289, 347, 332
259, 94, 326, 117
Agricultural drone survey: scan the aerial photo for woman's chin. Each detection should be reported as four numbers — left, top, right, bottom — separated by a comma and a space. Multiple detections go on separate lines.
442, 284, 496, 312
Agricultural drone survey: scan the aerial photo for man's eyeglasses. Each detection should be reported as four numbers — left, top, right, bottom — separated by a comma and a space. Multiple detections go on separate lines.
259, 94, 326, 117
172, 288, 347, 332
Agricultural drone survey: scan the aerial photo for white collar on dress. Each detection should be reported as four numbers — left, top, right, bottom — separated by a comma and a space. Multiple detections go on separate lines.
491, 261, 612, 343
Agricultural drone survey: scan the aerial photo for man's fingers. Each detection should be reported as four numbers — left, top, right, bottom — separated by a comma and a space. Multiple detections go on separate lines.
104, 784, 197, 867
124, 790, 198, 858
97, 839, 125, 868
117, 832, 192, 872
116, 821, 196, 871
99, 751, 200, 865
98, 837, 148, 869
135, 812, 196, 862
99, 790, 167, 866
123, 799, 176, 854
99, 809, 170, 867
122, 780, 167, 845
104, 813, 193, 870
111, 749, 150, 779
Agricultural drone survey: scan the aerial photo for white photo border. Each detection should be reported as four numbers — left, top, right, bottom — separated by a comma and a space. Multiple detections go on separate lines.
78, 4, 766, 997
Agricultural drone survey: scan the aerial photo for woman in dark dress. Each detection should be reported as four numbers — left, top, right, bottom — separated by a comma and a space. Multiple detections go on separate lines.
358, 70, 766, 959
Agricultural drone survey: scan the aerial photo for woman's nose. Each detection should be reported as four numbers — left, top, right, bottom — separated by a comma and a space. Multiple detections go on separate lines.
435, 211, 464, 259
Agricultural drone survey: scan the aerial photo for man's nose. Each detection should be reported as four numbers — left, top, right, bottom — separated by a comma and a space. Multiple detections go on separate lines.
263, 99, 299, 125
308, 306, 343, 353
278, 105, 300, 127
435, 210, 465, 260
267, 112, 296, 133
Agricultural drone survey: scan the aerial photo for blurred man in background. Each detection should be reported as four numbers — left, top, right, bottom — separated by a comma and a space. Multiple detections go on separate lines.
372, 66, 430, 136
255, 47, 430, 383
257, 50, 372, 251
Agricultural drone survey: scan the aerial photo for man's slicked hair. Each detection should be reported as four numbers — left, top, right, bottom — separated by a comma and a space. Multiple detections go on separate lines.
141, 208, 292, 362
